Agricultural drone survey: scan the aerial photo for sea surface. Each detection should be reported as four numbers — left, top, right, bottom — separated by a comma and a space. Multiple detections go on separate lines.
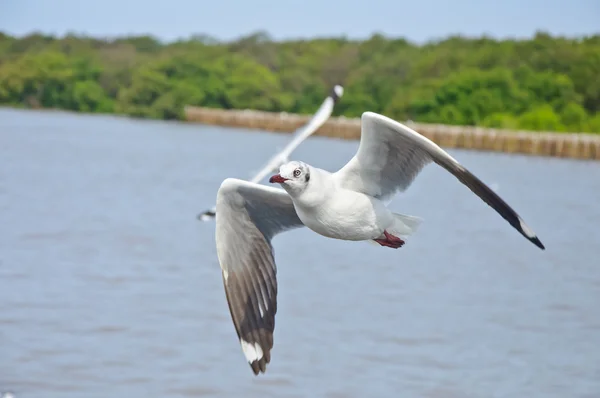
1, 108, 599, 398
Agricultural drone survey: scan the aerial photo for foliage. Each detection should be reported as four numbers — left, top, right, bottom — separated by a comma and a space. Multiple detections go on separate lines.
1, 31, 599, 132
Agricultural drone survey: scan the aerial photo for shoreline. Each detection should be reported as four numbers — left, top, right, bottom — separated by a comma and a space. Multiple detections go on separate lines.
184, 106, 600, 161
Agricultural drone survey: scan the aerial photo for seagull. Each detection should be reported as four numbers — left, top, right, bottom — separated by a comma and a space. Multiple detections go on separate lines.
197, 84, 344, 221
214, 111, 545, 375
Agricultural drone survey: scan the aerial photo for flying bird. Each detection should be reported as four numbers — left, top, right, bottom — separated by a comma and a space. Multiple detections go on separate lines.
214, 111, 545, 375
197, 84, 344, 221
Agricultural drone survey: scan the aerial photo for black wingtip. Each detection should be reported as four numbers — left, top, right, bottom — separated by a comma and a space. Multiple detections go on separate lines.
197, 210, 216, 221
249, 358, 268, 375
530, 236, 545, 250
515, 217, 545, 250
330, 84, 344, 103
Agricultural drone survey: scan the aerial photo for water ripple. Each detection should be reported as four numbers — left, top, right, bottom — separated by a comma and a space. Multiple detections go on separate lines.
1, 108, 599, 398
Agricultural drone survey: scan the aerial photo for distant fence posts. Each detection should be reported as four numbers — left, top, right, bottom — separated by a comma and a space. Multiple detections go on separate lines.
184, 106, 600, 161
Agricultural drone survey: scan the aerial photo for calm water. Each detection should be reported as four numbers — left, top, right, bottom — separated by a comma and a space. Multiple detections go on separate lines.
1, 108, 599, 398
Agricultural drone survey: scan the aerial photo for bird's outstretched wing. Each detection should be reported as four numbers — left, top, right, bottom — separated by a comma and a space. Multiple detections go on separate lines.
215, 178, 304, 374
333, 112, 545, 250
197, 85, 343, 221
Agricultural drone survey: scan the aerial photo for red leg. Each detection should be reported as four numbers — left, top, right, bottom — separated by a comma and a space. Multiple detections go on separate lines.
384, 230, 405, 245
373, 230, 405, 249
373, 238, 400, 248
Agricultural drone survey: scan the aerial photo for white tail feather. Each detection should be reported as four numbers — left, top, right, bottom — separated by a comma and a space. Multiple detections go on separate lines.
388, 213, 423, 238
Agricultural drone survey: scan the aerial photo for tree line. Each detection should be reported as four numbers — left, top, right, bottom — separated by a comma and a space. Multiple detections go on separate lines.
0, 30, 599, 133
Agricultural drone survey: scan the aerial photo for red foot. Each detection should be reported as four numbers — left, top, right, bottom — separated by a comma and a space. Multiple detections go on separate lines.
373, 230, 405, 249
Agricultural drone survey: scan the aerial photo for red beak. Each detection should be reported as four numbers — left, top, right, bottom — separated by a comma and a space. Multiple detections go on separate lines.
269, 174, 288, 183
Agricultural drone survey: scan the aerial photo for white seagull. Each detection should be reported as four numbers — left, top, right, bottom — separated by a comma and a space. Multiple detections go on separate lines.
214, 111, 545, 375
197, 84, 344, 221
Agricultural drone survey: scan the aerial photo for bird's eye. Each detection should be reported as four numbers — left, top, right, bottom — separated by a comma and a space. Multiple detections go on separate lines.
293, 169, 301, 177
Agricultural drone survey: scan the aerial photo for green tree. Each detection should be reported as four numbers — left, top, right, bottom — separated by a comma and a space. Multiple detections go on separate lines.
560, 102, 588, 131
518, 105, 564, 131
0, 31, 599, 133
73, 80, 113, 112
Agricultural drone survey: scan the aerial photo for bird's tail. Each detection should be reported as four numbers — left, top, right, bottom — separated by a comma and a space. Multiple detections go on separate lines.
388, 213, 423, 239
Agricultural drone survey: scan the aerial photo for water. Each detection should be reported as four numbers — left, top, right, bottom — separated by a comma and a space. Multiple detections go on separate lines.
1, 108, 599, 398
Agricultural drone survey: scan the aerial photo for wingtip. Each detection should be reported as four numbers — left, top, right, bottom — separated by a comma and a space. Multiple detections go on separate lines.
197, 210, 216, 221
331, 84, 344, 102
518, 218, 545, 250
530, 236, 545, 250
240, 338, 271, 376
248, 357, 269, 375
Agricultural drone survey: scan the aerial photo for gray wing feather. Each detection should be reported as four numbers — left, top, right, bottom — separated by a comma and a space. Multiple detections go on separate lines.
334, 112, 545, 250
215, 178, 304, 375
335, 114, 432, 202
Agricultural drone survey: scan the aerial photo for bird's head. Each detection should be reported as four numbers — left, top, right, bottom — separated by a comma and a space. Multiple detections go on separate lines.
269, 160, 311, 195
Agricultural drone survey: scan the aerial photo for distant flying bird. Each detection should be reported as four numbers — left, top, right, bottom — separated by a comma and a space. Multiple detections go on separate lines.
214, 111, 545, 375
197, 84, 344, 221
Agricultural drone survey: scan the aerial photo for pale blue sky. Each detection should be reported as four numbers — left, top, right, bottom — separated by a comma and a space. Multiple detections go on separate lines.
1, 0, 599, 43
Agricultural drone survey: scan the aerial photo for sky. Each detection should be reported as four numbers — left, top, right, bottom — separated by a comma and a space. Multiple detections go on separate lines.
1, 0, 599, 43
